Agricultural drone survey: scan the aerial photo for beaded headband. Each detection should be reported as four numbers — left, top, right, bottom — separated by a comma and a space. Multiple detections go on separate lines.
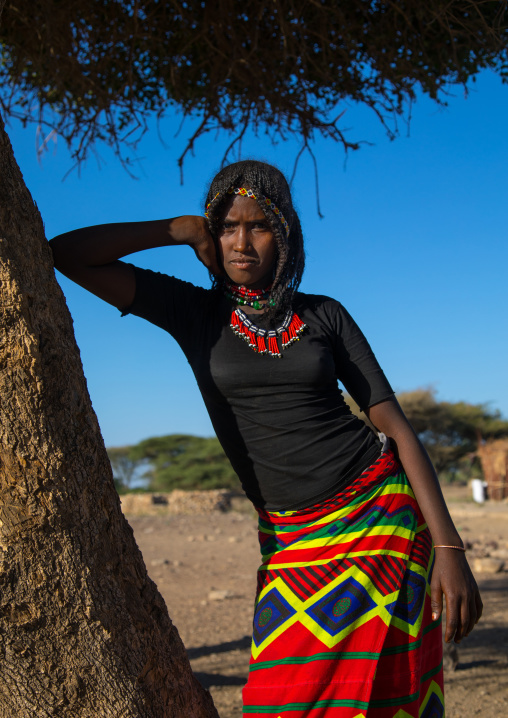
205, 186, 290, 238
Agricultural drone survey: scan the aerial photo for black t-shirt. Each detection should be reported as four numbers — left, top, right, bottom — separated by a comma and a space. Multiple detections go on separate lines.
124, 267, 394, 509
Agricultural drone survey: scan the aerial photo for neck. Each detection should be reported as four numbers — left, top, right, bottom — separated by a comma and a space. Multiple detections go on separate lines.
223, 281, 273, 312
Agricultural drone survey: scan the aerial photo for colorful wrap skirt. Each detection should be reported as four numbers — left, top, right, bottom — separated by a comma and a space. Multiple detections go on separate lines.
242, 450, 444, 717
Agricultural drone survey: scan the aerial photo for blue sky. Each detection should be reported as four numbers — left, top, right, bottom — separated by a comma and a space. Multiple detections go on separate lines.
6, 71, 508, 447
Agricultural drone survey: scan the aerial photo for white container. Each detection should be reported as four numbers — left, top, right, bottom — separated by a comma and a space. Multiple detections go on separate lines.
471, 478, 486, 503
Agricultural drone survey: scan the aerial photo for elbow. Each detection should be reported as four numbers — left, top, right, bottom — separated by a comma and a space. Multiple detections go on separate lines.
48, 234, 86, 277
366, 397, 416, 443
48, 237, 66, 273
48, 237, 62, 269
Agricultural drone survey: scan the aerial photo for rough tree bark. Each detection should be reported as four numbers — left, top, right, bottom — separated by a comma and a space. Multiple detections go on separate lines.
0, 114, 219, 715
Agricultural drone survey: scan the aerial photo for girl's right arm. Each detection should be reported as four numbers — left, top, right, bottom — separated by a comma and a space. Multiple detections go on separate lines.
49, 216, 221, 311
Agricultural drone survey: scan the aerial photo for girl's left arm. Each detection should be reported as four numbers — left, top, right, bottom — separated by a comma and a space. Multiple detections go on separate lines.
366, 397, 483, 644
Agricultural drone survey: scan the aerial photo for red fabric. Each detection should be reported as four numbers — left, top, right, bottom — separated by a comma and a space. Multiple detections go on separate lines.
242, 451, 444, 717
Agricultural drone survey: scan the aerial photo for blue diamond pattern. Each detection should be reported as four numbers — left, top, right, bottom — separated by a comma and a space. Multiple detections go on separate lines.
386, 569, 426, 625
305, 577, 377, 636
252, 587, 297, 647
421, 691, 444, 718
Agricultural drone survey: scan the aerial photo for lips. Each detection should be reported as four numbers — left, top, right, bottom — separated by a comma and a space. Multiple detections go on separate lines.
230, 257, 257, 267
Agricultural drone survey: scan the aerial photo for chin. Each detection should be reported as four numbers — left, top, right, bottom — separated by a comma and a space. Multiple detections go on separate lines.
228, 271, 273, 289
227, 272, 255, 287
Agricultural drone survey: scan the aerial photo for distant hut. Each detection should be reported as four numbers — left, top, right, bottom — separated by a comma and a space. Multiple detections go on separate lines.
476, 439, 508, 501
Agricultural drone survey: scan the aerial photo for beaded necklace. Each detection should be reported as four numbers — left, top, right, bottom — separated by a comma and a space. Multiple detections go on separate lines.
224, 283, 306, 358
208, 186, 305, 357
223, 281, 274, 310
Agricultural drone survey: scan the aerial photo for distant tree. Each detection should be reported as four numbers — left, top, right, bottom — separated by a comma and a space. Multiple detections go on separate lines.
398, 389, 508, 480
129, 435, 239, 492
107, 445, 145, 491
345, 389, 508, 481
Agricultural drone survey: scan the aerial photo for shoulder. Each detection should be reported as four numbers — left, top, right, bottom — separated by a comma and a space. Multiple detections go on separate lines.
124, 265, 219, 330
295, 291, 353, 327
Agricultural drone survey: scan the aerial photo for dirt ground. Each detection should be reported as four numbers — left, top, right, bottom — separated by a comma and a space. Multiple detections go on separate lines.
124, 486, 508, 718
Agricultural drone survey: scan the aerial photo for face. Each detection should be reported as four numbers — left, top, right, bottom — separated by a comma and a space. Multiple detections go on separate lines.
217, 194, 277, 288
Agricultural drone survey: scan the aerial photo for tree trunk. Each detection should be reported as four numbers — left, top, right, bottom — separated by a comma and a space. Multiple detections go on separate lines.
0, 116, 218, 715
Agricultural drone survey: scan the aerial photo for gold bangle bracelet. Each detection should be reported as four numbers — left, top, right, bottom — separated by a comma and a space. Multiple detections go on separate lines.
434, 545, 466, 551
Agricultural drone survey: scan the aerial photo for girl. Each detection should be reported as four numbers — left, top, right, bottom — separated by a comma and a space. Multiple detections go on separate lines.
50, 160, 481, 718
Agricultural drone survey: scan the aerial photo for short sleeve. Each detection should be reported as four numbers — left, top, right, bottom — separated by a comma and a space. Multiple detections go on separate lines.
330, 303, 394, 411
121, 265, 211, 347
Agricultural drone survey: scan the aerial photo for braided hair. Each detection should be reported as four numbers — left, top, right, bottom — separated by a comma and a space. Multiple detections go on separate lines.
205, 160, 305, 324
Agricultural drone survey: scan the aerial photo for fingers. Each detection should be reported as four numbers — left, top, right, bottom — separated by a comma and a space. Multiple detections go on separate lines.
464, 597, 477, 639
475, 589, 484, 624
442, 591, 468, 643
444, 602, 461, 643
430, 576, 466, 643
193, 243, 223, 277
187, 218, 223, 276
462, 586, 483, 640
459, 596, 473, 642
433, 551, 483, 643
430, 577, 443, 623
445, 584, 483, 643
443, 597, 467, 643
463, 580, 484, 638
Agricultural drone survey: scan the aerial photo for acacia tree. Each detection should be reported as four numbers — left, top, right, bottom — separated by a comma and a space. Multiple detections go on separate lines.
129, 435, 238, 492
1, 1, 507, 184
0, 109, 217, 718
346, 389, 508, 480
1, 1, 508, 716
0, 3, 217, 714
397, 389, 508, 479
107, 446, 144, 491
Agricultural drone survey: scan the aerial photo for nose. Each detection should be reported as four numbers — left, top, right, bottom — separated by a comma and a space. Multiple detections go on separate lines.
232, 224, 251, 253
